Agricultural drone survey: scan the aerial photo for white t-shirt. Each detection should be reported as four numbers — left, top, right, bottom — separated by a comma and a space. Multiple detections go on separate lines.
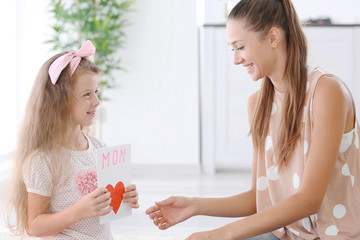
23, 134, 113, 240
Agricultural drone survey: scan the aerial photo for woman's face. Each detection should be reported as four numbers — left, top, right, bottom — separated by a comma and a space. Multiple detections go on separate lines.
226, 20, 276, 81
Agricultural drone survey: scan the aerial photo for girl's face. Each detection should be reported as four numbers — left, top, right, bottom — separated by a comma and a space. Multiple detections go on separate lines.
226, 20, 275, 81
71, 71, 100, 127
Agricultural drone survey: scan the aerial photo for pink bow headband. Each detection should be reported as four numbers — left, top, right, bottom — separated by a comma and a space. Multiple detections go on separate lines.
48, 40, 96, 85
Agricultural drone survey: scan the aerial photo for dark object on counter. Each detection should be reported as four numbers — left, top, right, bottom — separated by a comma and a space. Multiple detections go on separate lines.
305, 18, 332, 26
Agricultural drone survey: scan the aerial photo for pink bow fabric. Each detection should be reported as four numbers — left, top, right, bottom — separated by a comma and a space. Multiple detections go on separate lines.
48, 40, 96, 85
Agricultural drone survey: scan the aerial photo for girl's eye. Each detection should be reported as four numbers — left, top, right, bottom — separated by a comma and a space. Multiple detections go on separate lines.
84, 92, 90, 97
95, 89, 99, 95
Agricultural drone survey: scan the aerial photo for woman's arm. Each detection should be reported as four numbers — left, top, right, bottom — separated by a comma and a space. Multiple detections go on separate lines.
147, 91, 261, 228
200, 75, 353, 239
27, 188, 111, 237
195, 91, 261, 218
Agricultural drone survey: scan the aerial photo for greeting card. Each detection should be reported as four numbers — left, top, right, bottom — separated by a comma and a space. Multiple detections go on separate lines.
96, 144, 132, 224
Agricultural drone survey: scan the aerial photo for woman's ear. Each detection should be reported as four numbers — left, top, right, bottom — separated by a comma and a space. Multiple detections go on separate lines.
268, 27, 281, 48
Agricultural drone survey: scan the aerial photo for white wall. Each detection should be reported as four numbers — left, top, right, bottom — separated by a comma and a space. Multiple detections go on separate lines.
0, 1, 16, 155
8, 0, 200, 166
0, 0, 53, 156
202, 0, 360, 25
15, 0, 54, 122
101, 0, 200, 165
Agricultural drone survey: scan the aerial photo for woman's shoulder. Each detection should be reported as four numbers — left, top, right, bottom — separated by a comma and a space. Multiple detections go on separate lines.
312, 69, 349, 101
248, 90, 260, 107
247, 90, 261, 124
311, 70, 352, 118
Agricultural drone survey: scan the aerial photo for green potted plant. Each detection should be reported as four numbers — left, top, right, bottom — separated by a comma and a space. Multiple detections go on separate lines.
46, 0, 134, 137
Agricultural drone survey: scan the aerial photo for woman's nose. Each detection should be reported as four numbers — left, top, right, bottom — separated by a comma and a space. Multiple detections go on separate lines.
233, 53, 244, 65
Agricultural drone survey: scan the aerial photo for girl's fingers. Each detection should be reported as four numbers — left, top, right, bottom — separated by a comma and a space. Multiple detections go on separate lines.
131, 203, 140, 209
97, 206, 112, 216
97, 198, 111, 210
123, 190, 138, 199
90, 187, 107, 198
125, 184, 136, 192
94, 191, 111, 204
124, 195, 138, 204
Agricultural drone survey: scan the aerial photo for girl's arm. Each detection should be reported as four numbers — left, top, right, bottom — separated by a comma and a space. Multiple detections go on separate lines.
189, 75, 352, 239
27, 188, 111, 237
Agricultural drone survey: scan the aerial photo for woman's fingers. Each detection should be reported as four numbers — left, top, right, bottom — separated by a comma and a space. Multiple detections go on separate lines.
148, 210, 163, 220
158, 222, 171, 230
145, 205, 161, 214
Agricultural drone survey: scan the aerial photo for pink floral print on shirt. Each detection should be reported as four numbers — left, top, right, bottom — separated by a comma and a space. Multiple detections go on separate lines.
75, 170, 98, 195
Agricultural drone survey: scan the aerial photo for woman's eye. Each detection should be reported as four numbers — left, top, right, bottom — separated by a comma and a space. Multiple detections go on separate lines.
84, 93, 90, 97
230, 46, 244, 51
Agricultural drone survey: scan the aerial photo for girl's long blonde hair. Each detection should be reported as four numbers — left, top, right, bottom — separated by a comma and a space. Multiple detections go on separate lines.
228, 0, 308, 169
3, 52, 101, 235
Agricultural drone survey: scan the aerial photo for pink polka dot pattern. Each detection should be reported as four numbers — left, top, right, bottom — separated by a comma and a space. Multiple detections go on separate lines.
23, 134, 113, 239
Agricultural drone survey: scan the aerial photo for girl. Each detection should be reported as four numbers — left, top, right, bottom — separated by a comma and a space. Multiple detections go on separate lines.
4, 40, 139, 239
146, 0, 360, 239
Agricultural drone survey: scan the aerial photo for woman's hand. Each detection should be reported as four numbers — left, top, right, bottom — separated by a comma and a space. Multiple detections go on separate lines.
73, 187, 112, 221
123, 184, 139, 208
145, 196, 197, 230
185, 228, 231, 240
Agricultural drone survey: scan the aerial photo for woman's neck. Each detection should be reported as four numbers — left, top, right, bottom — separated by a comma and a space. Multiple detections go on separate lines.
268, 38, 288, 93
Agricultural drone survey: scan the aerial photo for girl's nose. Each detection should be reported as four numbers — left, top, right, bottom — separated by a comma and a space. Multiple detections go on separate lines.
93, 95, 100, 107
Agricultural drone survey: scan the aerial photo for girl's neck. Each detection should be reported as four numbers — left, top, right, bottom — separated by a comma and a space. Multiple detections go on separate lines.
63, 126, 88, 151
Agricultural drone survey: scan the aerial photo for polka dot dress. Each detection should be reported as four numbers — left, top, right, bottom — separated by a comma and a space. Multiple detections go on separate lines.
256, 67, 360, 239
23, 134, 113, 239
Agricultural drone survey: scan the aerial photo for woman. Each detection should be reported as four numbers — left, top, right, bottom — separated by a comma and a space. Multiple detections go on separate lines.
146, 0, 360, 239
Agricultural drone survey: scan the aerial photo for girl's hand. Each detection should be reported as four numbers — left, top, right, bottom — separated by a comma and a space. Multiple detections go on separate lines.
124, 184, 139, 209
145, 196, 197, 230
73, 187, 112, 221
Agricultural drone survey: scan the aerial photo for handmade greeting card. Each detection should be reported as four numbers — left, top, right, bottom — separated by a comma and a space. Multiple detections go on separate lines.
96, 144, 132, 224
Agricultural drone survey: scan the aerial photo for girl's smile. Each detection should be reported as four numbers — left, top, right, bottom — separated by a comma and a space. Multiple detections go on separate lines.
71, 71, 101, 127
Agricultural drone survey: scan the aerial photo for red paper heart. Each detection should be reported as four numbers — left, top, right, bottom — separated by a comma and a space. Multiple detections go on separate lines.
106, 181, 125, 214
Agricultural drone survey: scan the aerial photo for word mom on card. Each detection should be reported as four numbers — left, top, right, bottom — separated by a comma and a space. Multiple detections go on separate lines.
96, 144, 132, 224
101, 147, 127, 169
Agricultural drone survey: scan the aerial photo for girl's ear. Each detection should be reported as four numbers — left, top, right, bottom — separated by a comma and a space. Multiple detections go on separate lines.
268, 27, 281, 48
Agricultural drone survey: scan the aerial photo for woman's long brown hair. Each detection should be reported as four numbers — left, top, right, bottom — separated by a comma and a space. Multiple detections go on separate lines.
228, 0, 308, 169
